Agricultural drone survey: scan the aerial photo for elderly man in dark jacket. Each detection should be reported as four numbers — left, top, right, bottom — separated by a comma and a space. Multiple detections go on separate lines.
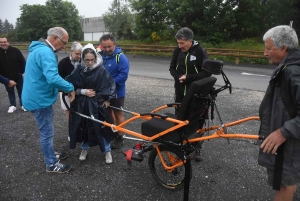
259, 25, 300, 201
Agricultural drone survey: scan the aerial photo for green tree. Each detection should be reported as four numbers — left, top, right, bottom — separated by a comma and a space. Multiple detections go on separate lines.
130, 0, 237, 43
0, 19, 3, 35
3, 19, 14, 34
16, 4, 56, 41
16, 0, 83, 41
232, 0, 296, 39
129, 0, 173, 40
45, 0, 83, 41
103, 0, 134, 39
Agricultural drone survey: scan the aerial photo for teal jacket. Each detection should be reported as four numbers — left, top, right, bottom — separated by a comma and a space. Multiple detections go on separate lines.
22, 40, 74, 111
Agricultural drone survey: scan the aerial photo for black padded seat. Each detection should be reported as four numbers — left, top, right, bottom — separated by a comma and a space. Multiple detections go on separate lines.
141, 77, 217, 143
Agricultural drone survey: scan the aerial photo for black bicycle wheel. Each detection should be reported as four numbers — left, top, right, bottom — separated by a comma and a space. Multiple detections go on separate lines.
148, 144, 191, 191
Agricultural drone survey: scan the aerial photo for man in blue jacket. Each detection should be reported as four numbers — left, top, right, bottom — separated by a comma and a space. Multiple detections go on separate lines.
99, 34, 130, 149
22, 27, 75, 173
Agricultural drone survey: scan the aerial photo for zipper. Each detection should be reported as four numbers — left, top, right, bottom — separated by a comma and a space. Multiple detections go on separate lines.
184, 53, 189, 96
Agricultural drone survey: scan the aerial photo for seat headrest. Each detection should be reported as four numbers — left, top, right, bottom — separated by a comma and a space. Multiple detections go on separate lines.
202, 59, 224, 75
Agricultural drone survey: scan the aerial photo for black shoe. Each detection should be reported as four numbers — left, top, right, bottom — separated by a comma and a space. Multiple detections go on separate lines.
194, 147, 202, 162
55, 151, 68, 160
110, 135, 124, 149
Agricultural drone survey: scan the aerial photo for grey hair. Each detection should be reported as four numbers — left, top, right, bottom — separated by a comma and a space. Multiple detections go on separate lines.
47, 27, 67, 38
175, 27, 194, 41
71, 41, 83, 51
263, 25, 298, 51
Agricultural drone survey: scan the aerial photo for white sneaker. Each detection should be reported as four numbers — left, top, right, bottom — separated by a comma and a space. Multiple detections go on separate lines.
21, 106, 27, 112
105, 152, 112, 164
7, 106, 16, 113
79, 150, 88, 161
68, 136, 70, 141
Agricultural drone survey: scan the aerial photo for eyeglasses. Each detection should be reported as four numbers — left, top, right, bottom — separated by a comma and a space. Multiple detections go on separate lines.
72, 51, 81, 56
57, 36, 68, 45
84, 59, 95, 63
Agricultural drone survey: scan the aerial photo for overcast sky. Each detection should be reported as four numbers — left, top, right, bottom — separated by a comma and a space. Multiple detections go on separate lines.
0, 0, 113, 26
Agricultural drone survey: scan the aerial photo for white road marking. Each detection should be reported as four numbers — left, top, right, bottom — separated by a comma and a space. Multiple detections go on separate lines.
241, 72, 270, 77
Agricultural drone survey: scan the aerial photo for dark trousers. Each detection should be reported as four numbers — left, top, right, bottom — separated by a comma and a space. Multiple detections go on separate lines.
4, 75, 23, 107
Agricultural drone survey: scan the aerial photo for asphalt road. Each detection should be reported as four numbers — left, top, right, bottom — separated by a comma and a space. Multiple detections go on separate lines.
1, 52, 299, 201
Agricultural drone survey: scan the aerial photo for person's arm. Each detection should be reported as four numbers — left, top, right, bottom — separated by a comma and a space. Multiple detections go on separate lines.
40, 50, 74, 93
169, 47, 181, 80
0, 74, 9, 85
113, 54, 129, 85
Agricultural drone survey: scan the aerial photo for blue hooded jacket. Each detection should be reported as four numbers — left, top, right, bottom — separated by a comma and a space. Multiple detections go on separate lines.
22, 40, 74, 111
99, 47, 129, 98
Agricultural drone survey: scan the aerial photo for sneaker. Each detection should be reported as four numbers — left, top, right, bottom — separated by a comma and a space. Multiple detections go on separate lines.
21, 106, 27, 112
110, 135, 124, 149
68, 136, 70, 142
54, 151, 68, 160
46, 161, 71, 173
79, 150, 88, 161
105, 152, 113, 164
7, 106, 16, 113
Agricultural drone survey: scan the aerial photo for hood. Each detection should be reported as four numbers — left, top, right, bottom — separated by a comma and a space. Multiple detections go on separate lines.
284, 49, 300, 66
28, 39, 49, 52
81, 43, 103, 70
271, 49, 300, 79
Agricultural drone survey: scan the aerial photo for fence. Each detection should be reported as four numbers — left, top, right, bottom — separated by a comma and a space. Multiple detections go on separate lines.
10, 42, 266, 65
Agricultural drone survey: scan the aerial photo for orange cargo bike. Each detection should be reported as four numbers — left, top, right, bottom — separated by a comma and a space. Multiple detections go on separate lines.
64, 59, 263, 201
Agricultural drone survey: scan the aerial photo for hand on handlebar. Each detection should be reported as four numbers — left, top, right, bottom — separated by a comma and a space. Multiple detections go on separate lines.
102, 100, 110, 108
260, 129, 286, 154
68, 90, 76, 103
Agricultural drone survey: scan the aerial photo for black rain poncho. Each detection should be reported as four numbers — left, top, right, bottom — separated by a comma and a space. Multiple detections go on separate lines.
66, 49, 117, 152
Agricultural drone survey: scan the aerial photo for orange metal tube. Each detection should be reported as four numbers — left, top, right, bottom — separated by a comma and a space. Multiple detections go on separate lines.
155, 144, 185, 171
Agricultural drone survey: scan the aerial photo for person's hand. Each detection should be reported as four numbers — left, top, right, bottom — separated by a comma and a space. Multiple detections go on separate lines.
85, 89, 96, 97
68, 90, 76, 103
260, 129, 286, 154
102, 100, 110, 108
7, 80, 16, 87
179, 74, 186, 83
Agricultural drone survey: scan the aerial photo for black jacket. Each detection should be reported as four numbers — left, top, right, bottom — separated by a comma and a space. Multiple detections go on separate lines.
66, 64, 117, 152
0, 46, 26, 81
169, 40, 211, 100
58, 56, 79, 79
258, 49, 300, 178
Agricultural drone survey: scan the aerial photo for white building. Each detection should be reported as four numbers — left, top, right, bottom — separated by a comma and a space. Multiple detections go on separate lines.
81, 17, 109, 41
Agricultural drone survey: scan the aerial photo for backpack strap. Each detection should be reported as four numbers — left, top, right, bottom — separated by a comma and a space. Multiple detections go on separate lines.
116, 52, 123, 64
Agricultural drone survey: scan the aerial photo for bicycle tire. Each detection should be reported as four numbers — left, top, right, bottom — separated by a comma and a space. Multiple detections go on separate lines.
148, 144, 191, 191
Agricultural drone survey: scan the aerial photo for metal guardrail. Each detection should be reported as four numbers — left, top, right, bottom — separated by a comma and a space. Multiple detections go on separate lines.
10, 42, 266, 65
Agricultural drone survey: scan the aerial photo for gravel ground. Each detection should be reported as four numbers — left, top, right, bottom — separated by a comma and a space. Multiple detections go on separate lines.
0, 75, 299, 201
